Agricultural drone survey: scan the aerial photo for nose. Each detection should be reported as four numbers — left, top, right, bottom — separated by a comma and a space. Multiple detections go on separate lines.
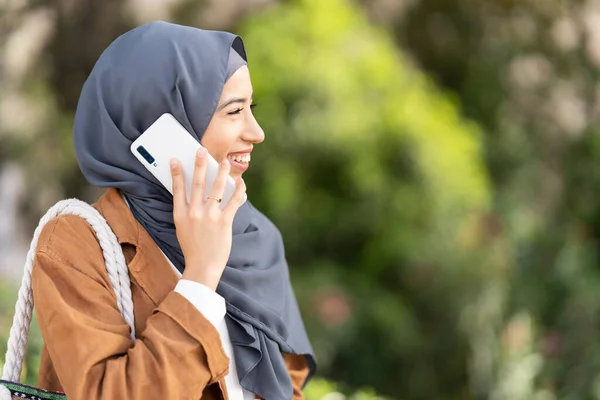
243, 112, 265, 144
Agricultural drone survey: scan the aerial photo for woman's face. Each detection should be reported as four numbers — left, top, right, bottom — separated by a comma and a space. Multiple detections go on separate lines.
201, 66, 264, 180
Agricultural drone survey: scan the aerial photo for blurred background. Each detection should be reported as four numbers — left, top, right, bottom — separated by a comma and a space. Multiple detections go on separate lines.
2, 0, 600, 399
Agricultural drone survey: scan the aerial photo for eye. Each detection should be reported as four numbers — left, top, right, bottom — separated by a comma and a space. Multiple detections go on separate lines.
227, 108, 243, 115
227, 103, 257, 116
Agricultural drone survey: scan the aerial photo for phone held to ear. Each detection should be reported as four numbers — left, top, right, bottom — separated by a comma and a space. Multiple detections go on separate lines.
130, 113, 246, 209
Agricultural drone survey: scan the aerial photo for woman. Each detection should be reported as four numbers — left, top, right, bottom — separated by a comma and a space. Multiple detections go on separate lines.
31, 21, 315, 400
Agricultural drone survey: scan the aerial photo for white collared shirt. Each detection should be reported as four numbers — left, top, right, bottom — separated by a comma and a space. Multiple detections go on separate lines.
171, 266, 255, 400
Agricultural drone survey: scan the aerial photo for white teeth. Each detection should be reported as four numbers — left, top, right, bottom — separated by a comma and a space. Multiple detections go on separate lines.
228, 153, 251, 163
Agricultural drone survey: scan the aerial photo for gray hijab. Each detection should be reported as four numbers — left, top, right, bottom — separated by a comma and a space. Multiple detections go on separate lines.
73, 21, 315, 399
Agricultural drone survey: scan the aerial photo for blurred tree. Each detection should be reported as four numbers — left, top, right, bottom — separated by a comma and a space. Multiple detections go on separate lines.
238, 0, 491, 397
363, 0, 600, 397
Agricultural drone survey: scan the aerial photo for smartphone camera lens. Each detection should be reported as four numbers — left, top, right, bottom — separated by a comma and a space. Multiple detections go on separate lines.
136, 146, 155, 164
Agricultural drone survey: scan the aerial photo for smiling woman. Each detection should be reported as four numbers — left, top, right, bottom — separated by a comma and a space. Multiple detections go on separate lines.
4, 21, 316, 400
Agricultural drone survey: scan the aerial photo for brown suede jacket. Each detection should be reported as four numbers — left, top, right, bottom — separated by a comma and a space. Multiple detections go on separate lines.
31, 188, 308, 399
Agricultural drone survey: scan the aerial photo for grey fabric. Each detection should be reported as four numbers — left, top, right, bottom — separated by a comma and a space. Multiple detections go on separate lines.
226, 45, 247, 81
73, 21, 315, 399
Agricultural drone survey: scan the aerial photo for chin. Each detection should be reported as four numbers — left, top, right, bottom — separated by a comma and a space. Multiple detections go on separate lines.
229, 171, 243, 180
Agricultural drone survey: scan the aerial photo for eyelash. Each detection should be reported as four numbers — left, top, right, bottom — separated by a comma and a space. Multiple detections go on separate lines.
228, 103, 257, 115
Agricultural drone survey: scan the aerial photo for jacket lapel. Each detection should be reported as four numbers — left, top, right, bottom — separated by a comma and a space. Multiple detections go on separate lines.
95, 188, 179, 306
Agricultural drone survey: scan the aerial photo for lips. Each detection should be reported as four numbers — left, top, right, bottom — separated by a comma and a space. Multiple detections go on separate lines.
226, 149, 252, 172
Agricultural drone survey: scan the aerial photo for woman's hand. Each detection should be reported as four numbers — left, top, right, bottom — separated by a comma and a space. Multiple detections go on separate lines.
170, 147, 246, 290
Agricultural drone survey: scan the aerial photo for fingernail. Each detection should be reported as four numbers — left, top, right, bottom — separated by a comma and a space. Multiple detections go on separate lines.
170, 159, 177, 168
197, 148, 206, 158
222, 159, 230, 165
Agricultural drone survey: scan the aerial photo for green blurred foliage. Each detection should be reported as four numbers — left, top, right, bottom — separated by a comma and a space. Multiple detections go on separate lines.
3, 0, 600, 398
239, 0, 491, 396
304, 378, 388, 400
0, 282, 42, 386
386, 0, 600, 398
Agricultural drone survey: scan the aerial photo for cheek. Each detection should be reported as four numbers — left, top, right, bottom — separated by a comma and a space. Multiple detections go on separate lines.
201, 127, 237, 161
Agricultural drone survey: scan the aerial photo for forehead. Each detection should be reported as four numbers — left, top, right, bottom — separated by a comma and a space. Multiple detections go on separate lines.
220, 66, 252, 98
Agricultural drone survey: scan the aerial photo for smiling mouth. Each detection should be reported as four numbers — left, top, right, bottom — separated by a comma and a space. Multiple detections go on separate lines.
227, 153, 251, 164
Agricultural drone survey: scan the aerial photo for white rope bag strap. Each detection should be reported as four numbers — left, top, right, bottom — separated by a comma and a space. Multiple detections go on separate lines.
0, 199, 136, 387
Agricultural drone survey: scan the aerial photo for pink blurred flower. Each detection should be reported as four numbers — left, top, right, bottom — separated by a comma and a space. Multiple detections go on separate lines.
313, 286, 352, 327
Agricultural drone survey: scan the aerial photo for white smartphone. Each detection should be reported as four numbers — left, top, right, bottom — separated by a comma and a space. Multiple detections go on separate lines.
130, 113, 245, 209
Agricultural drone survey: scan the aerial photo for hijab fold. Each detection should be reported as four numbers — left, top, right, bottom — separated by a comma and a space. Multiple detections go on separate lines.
73, 21, 315, 400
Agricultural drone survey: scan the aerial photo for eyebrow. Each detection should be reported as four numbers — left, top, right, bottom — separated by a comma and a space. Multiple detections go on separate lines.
216, 93, 254, 112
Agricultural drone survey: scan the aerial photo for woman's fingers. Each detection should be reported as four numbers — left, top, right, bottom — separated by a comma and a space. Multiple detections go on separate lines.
170, 158, 187, 218
172, 151, 239, 218
190, 148, 208, 207
223, 177, 246, 221
206, 159, 231, 208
